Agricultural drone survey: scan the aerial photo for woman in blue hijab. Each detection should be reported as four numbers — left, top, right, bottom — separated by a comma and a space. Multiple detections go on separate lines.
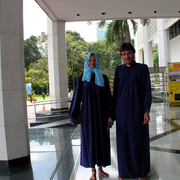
69, 52, 114, 180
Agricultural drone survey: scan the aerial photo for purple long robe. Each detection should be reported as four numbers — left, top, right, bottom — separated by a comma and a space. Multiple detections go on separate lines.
113, 62, 152, 178
69, 74, 113, 168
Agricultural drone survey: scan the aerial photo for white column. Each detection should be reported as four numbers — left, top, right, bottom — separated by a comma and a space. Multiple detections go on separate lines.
143, 26, 153, 67
0, 0, 30, 163
157, 19, 170, 67
135, 34, 140, 63
140, 49, 144, 64
135, 34, 143, 63
47, 18, 68, 109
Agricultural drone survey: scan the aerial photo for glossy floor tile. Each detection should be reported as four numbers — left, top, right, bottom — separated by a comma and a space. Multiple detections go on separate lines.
74, 103, 180, 180
29, 125, 81, 180
0, 124, 81, 180
0, 103, 180, 180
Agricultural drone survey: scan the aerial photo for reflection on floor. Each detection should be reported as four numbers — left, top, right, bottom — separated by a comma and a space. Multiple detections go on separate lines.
74, 103, 180, 180
0, 103, 180, 180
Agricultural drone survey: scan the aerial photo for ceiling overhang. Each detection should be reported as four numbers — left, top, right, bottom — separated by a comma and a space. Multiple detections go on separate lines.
35, 0, 180, 22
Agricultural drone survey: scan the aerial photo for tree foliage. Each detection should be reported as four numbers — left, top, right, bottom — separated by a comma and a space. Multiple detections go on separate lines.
153, 50, 159, 67
24, 35, 42, 69
140, 19, 150, 26
87, 41, 112, 70
25, 58, 49, 94
66, 31, 88, 90
87, 40, 121, 70
24, 31, 123, 93
98, 20, 137, 47
66, 30, 85, 42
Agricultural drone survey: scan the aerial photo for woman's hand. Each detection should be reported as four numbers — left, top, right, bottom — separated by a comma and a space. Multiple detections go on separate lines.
108, 117, 114, 127
70, 122, 77, 127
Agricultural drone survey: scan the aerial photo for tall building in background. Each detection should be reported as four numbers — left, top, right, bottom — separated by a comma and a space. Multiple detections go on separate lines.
96, 21, 107, 41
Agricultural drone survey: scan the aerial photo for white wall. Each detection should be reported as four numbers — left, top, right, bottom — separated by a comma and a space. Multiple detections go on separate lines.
170, 35, 180, 62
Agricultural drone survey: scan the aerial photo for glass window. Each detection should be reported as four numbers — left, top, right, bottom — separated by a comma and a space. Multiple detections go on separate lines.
169, 20, 180, 39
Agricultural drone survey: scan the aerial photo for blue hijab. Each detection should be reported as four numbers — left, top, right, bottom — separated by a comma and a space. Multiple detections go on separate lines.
82, 52, 104, 87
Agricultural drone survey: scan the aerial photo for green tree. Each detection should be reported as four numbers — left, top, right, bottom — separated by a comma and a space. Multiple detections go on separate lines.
140, 19, 150, 26
153, 50, 159, 67
87, 40, 112, 70
98, 20, 137, 47
110, 43, 122, 68
25, 58, 49, 94
87, 41, 121, 85
66, 31, 88, 91
66, 30, 85, 42
24, 35, 42, 69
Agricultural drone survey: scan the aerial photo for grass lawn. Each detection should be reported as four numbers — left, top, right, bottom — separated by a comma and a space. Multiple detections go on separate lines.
26, 94, 49, 102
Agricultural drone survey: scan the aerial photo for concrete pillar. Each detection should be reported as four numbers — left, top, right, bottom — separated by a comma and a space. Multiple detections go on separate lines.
135, 49, 142, 63
139, 49, 144, 64
47, 18, 68, 109
135, 34, 143, 63
135, 34, 139, 63
143, 26, 153, 67
157, 19, 170, 67
0, 0, 30, 170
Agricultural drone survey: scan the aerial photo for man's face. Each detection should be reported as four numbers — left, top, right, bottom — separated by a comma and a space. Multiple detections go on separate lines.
121, 50, 134, 67
88, 55, 96, 69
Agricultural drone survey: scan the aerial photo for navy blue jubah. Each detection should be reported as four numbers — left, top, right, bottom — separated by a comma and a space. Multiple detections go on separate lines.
69, 73, 113, 168
113, 62, 152, 178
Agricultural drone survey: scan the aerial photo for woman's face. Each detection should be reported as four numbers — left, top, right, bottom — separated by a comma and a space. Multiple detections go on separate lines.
88, 55, 96, 69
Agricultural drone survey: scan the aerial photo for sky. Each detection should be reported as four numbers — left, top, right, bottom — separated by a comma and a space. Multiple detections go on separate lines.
23, 0, 97, 42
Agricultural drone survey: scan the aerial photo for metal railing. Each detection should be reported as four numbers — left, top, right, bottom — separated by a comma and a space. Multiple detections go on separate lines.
27, 67, 169, 125
27, 98, 71, 123
149, 67, 168, 104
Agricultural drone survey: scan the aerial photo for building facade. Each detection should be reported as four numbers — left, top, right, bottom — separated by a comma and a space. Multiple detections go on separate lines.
135, 18, 180, 67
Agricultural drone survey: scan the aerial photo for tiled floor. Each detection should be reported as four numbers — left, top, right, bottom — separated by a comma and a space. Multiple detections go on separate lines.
74, 103, 180, 180
29, 124, 81, 180
0, 123, 81, 180
1, 103, 180, 180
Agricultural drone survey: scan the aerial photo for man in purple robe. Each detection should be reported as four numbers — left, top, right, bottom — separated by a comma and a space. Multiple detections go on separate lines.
69, 52, 114, 180
113, 43, 152, 180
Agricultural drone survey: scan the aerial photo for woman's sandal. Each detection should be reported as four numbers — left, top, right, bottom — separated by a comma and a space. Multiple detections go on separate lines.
90, 169, 96, 180
98, 167, 109, 178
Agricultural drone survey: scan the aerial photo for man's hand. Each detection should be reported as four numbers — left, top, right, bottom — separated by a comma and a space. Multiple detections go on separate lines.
143, 112, 150, 124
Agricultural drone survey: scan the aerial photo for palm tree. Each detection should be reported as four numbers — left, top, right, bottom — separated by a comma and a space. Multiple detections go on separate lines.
98, 20, 138, 47
140, 19, 150, 26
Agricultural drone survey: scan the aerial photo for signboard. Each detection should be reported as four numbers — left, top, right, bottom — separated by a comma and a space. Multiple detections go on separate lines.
168, 62, 180, 106
26, 83, 32, 95
168, 63, 180, 81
